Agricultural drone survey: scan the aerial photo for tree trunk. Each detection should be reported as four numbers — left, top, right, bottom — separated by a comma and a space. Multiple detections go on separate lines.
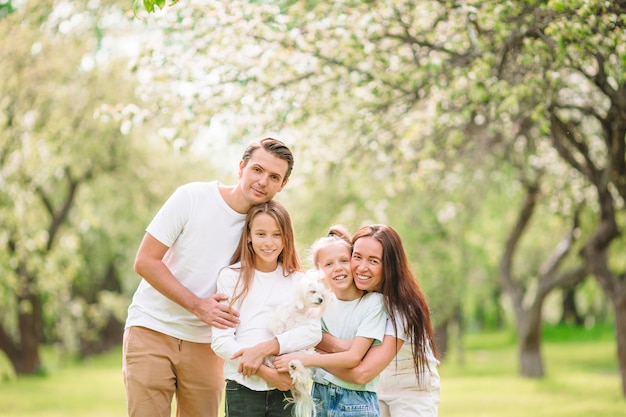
492, 287, 505, 329
577, 185, 624, 396
12, 347, 41, 375
15, 292, 43, 375
518, 307, 544, 378
615, 290, 626, 397
560, 284, 584, 326
79, 315, 124, 357
78, 261, 125, 357
1, 259, 45, 376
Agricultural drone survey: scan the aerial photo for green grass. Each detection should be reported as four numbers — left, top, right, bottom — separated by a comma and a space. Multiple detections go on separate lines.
0, 326, 623, 417
0, 349, 124, 417
440, 326, 623, 417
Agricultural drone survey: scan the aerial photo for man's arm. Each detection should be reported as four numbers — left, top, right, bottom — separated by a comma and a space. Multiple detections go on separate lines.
133, 233, 239, 328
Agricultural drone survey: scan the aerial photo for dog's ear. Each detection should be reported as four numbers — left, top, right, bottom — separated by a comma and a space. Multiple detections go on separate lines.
295, 278, 306, 310
295, 292, 306, 310
307, 269, 325, 283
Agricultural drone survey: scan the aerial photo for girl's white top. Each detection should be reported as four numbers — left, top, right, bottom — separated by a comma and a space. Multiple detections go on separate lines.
125, 181, 246, 343
314, 292, 387, 392
212, 263, 322, 391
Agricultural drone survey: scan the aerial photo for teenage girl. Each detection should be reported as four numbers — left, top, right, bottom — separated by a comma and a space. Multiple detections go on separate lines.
211, 201, 322, 417
274, 225, 387, 417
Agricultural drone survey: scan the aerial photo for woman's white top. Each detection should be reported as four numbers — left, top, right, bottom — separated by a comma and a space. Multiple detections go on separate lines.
385, 315, 439, 368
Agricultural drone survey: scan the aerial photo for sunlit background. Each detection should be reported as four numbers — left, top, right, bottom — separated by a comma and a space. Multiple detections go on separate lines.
0, 1, 624, 416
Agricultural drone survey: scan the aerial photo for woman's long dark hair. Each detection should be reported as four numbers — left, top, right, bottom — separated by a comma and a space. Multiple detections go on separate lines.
352, 224, 438, 380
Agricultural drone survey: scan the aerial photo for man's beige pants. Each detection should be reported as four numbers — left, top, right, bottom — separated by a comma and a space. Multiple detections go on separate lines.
123, 326, 224, 417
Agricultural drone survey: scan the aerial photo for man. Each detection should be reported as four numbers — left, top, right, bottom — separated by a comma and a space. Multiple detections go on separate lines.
123, 138, 295, 417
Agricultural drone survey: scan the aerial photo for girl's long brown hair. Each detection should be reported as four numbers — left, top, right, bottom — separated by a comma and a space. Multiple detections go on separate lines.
352, 224, 438, 380
228, 200, 302, 306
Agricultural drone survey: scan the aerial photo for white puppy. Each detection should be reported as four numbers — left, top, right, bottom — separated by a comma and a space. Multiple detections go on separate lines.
265, 270, 328, 417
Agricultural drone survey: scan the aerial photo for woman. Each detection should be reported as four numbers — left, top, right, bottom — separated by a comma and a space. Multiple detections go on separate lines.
274, 225, 387, 416
321, 224, 441, 417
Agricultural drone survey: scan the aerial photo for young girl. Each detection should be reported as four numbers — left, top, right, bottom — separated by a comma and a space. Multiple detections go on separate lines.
274, 225, 387, 417
211, 201, 322, 417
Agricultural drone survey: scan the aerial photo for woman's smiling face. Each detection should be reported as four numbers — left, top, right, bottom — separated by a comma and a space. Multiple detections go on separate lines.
351, 236, 384, 292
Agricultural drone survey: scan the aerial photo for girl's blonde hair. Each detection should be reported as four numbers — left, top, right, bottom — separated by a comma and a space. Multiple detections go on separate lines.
310, 224, 352, 269
229, 200, 302, 306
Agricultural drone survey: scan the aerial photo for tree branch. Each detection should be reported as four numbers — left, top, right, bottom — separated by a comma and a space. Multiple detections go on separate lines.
537, 206, 586, 296
549, 112, 602, 185
499, 178, 541, 313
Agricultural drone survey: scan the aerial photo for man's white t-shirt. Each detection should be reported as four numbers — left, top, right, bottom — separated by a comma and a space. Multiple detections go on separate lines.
125, 181, 247, 343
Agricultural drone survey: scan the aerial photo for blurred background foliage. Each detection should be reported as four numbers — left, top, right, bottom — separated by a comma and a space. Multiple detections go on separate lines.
0, 0, 625, 397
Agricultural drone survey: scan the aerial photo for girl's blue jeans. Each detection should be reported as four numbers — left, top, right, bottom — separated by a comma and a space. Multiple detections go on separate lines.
312, 381, 380, 417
